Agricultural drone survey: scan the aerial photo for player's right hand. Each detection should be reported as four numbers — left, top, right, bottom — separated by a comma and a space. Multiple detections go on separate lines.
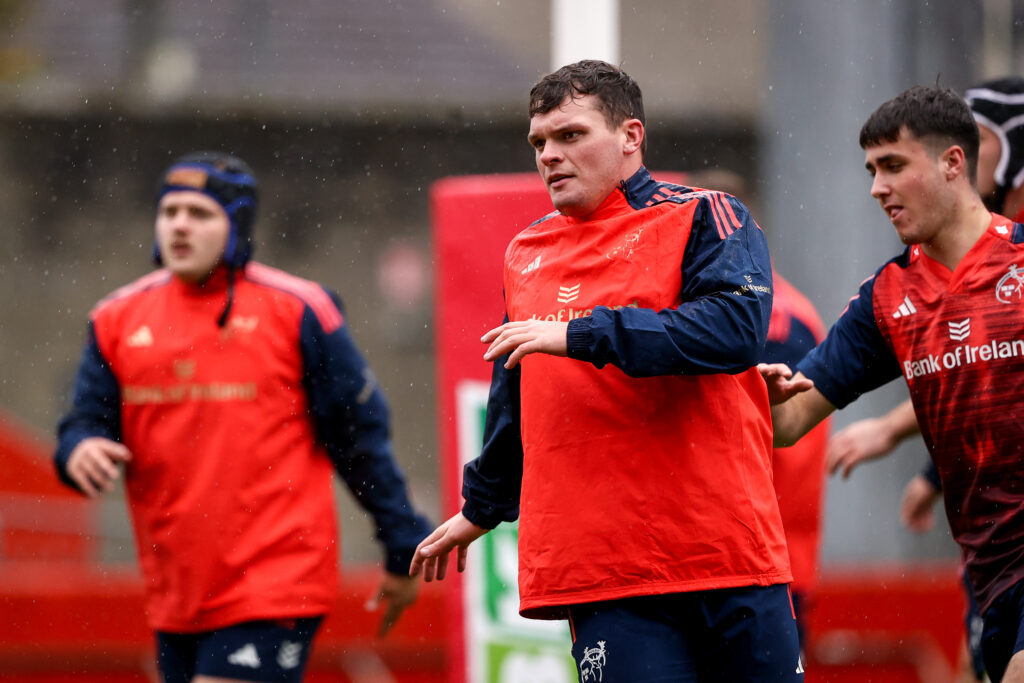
757, 363, 814, 405
826, 417, 898, 479
66, 436, 132, 497
409, 512, 487, 582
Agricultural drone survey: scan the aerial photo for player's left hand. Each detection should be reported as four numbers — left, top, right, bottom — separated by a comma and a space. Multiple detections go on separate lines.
367, 572, 420, 638
482, 320, 568, 368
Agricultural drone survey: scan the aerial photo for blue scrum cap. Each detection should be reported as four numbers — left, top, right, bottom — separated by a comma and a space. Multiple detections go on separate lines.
154, 151, 259, 268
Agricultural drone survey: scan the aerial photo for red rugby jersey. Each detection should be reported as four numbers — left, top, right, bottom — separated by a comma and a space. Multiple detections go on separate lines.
798, 214, 1024, 613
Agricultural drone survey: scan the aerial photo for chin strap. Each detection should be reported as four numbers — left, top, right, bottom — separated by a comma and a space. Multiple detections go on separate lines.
217, 266, 236, 328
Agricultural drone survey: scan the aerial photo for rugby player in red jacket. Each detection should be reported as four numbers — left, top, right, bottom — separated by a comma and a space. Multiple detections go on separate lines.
762, 85, 1024, 683
411, 61, 802, 682
54, 152, 431, 683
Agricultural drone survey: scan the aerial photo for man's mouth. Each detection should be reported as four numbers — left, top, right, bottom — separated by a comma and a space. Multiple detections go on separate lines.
548, 173, 572, 188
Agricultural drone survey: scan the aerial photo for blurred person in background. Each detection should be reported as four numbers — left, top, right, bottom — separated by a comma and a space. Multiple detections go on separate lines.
53, 151, 431, 683
762, 83, 1024, 682
412, 60, 803, 682
688, 168, 831, 651
823, 76, 1024, 683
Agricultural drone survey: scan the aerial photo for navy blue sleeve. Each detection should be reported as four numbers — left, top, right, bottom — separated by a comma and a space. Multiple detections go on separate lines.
921, 459, 942, 491
565, 194, 772, 376
461, 345, 523, 530
54, 324, 123, 492
795, 271, 903, 408
301, 290, 431, 574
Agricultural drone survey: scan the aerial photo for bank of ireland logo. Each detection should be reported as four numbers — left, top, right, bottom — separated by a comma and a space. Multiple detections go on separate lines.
579, 640, 607, 682
996, 264, 1024, 303
557, 283, 581, 304
948, 318, 971, 342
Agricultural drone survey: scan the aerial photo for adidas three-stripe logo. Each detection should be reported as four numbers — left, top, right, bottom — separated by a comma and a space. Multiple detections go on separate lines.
892, 295, 917, 319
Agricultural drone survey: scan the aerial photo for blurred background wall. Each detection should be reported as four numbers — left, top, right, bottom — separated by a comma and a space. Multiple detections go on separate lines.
1, 0, 1021, 569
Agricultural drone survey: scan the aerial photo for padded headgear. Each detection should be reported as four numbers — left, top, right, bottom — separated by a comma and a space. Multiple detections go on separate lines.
965, 78, 1024, 209
154, 151, 259, 269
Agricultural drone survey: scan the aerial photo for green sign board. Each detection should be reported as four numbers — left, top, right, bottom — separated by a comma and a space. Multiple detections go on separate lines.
456, 381, 575, 683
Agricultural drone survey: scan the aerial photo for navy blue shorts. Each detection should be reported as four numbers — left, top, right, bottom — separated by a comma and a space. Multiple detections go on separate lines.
982, 580, 1024, 682
567, 584, 803, 682
963, 572, 985, 681
156, 616, 323, 683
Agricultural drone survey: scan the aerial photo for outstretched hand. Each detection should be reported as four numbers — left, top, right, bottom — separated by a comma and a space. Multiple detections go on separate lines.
367, 572, 420, 638
482, 320, 568, 369
757, 363, 814, 405
409, 512, 487, 582
826, 417, 899, 479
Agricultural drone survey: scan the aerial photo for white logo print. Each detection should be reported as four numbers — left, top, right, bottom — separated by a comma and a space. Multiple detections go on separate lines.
522, 255, 542, 274
996, 264, 1024, 303
277, 640, 303, 670
579, 640, 607, 682
796, 654, 805, 674
227, 643, 261, 669
948, 318, 971, 342
557, 283, 581, 304
127, 325, 154, 347
892, 295, 917, 319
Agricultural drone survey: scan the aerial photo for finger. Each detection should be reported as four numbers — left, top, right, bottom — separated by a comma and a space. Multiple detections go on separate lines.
457, 546, 468, 574
69, 469, 100, 498
481, 323, 513, 343
841, 460, 855, 480
435, 550, 450, 581
504, 344, 529, 369
378, 601, 403, 638
104, 443, 133, 463
92, 455, 122, 482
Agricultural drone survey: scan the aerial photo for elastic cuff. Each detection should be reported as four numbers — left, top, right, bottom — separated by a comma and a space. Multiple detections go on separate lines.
461, 500, 503, 530
566, 317, 594, 360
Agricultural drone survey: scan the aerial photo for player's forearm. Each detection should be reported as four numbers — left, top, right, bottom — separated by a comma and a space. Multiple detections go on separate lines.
881, 398, 919, 443
770, 387, 835, 448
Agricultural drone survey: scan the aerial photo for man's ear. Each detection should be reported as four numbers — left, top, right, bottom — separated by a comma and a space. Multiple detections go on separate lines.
941, 144, 967, 182
623, 119, 644, 155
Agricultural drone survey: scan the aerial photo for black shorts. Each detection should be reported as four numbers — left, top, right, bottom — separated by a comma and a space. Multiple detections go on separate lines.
156, 616, 323, 683
567, 584, 803, 682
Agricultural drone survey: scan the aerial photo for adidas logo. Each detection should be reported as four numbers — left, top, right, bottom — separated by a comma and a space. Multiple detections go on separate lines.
126, 325, 154, 347
227, 643, 261, 669
948, 318, 971, 342
521, 255, 542, 274
892, 296, 917, 319
557, 283, 581, 304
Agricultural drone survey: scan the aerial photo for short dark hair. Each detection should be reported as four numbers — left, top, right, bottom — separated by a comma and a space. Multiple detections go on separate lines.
529, 60, 647, 154
859, 85, 980, 184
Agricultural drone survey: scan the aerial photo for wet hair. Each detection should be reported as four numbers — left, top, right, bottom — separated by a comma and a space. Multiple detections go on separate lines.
859, 85, 980, 184
528, 60, 647, 154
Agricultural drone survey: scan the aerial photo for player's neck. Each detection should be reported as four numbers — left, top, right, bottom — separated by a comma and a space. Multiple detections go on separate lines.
920, 193, 991, 271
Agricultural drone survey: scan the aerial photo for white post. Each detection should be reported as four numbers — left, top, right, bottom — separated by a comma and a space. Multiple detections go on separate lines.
551, 0, 620, 70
